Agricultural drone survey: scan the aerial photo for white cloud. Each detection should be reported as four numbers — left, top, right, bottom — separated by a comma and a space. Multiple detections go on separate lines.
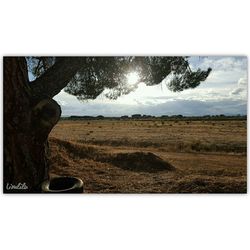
193, 56, 247, 72
230, 76, 247, 99
238, 76, 247, 87
56, 100, 68, 106
231, 88, 245, 95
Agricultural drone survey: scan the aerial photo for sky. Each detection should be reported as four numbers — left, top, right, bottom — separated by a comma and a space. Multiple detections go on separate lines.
53, 56, 248, 117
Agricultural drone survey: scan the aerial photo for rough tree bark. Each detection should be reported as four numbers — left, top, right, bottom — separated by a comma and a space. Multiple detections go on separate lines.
3, 57, 82, 192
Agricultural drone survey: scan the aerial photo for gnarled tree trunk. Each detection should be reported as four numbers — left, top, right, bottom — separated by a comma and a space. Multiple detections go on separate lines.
4, 57, 61, 192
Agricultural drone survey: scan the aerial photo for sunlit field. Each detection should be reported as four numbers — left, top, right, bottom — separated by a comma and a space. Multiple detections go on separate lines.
49, 118, 247, 193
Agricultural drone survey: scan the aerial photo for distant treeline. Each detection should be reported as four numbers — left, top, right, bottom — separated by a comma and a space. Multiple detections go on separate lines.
61, 114, 247, 121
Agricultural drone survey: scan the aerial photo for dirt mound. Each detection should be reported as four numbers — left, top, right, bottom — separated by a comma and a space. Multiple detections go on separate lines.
49, 137, 175, 173
49, 137, 103, 160
111, 152, 175, 172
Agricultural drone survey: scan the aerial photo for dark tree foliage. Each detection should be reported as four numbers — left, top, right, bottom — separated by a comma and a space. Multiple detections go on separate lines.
27, 56, 211, 100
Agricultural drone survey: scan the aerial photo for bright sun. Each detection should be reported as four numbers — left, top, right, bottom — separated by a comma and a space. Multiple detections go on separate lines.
126, 72, 140, 85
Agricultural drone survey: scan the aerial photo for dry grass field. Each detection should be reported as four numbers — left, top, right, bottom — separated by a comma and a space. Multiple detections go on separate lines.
49, 119, 247, 193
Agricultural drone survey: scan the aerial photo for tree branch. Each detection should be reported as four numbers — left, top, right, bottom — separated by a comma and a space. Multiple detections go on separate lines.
30, 57, 85, 99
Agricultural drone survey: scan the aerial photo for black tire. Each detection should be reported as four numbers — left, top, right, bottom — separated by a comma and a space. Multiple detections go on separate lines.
41, 176, 84, 193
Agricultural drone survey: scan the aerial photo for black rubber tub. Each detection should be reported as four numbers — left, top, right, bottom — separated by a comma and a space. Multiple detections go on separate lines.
41, 176, 84, 193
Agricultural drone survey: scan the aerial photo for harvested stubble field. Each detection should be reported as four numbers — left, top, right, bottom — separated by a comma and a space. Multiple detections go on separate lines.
49, 119, 247, 193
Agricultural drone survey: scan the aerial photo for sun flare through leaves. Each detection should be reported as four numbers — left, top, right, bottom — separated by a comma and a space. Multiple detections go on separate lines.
126, 72, 140, 86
